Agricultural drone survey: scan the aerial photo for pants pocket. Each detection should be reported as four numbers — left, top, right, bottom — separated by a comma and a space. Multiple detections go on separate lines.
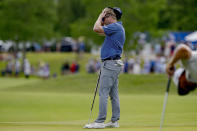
100, 75, 113, 88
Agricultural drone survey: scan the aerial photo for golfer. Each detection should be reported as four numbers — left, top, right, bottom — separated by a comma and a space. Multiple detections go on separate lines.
166, 44, 197, 95
85, 7, 125, 128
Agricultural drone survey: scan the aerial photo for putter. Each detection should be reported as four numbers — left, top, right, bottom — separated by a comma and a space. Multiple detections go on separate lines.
88, 69, 102, 124
159, 77, 171, 131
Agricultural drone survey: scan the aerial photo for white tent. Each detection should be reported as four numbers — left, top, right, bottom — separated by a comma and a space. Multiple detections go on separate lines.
185, 31, 197, 42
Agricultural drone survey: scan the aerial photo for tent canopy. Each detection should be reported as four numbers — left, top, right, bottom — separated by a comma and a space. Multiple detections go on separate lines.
185, 31, 197, 42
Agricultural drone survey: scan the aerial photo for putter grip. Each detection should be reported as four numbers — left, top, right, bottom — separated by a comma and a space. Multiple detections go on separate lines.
166, 78, 171, 93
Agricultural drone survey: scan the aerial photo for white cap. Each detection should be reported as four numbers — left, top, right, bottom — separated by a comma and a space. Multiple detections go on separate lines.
173, 68, 185, 87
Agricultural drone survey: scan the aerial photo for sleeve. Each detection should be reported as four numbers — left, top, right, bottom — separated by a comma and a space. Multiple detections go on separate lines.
103, 23, 118, 36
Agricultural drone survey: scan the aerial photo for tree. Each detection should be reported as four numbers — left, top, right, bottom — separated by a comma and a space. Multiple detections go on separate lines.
55, 0, 86, 37
158, 0, 197, 31
1, 0, 196, 55
70, 0, 166, 52
70, 0, 125, 45
0, 0, 57, 43
0, 0, 57, 70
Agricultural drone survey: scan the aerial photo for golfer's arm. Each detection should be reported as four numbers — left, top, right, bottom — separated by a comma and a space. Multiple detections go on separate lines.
93, 15, 105, 35
168, 44, 192, 66
98, 33, 105, 36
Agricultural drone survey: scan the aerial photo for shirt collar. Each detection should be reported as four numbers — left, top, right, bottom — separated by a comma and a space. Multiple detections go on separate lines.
117, 21, 122, 25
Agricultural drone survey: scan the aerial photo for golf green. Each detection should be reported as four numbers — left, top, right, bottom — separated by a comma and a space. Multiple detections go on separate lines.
0, 74, 196, 131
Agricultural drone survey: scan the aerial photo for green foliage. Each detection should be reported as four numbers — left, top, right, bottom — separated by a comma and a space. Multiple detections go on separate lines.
158, 0, 197, 31
0, 0, 197, 48
0, 0, 57, 42
55, 0, 86, 37
70, 0, 167, 46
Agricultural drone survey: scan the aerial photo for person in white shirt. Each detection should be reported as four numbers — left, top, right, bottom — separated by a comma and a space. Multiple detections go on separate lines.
166, 44, 197, 95
15, 59, 21, 77
24, 59, 31, 78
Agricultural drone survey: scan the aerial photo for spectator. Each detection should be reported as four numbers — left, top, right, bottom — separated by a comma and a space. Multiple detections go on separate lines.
155, 55, 166, 74
142, 59, 150, 74
70, 61, 80, 73
79, 41, 85, 53
95, 60, 101, 72
133, 61, 141, 74
1, 69, 6, 76
72, 40, 79, 53
38, 61, 45, 78
170, 42, 176, 55
15, 59, 21, 77
43, 63, 50, 79
123, 59, 129, 73
75, 62, 80, 73
150, 59, 156, 73
24, 59, 31, 78
86, 59, 96, 73
61, 61, 70, 75
6, 59, 14, 76
86, 59, 101, 73
128, 58, 134, 73
154, 44, 161, 55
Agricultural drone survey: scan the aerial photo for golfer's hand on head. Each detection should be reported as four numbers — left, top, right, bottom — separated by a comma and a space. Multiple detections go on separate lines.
99, 9, 106, 25
99, 9, 106, 19
166, 63, 175, 77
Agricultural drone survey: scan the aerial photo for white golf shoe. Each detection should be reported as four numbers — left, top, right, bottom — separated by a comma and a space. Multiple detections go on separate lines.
83, 122, 105, 129
105, 121, 119, 128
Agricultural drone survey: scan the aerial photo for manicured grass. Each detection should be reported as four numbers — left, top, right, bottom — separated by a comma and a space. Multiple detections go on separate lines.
0, 53, 196, 131
0, 74, 197, 131
0, 92, 196, 131
0, 73, 177, 94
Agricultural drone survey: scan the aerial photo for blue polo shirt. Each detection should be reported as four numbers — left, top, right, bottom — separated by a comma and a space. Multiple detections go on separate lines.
101, 21, 125, 60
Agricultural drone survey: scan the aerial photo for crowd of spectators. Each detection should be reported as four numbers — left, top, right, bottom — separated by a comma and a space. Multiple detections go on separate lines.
0, 37, 86, 53
1, 54, 21, 77
85, 40, 195, 75
123, 56, 166, 74
1, 36, 196, 78
0, 53, 82, 79
122, 41, 176, 74
0, 54, 51, 79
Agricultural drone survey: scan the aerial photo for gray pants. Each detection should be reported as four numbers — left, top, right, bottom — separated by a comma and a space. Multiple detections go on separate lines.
95, 60, 122, 123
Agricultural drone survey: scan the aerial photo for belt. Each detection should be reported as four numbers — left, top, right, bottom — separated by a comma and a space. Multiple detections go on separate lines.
102, 56, 121, 62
